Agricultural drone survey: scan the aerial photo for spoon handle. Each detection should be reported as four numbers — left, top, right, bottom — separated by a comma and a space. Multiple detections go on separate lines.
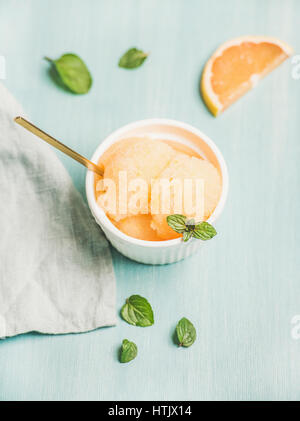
14, 116, 104, 176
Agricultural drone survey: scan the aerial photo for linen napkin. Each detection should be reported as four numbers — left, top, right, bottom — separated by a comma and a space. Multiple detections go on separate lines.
0, 83, 116, 338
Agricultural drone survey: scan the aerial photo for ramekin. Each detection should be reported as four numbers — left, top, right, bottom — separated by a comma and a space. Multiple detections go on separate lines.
86, 119, 229, 265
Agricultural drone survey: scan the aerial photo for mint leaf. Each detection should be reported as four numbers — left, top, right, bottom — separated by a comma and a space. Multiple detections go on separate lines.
120, 339, 137, 363
119, 48, 148, 69
193, 221, 217, 240
45, 53, 92, 94
121, 295, 154, 327
183, 231, 193, 242
176, 317, 196, 347
166, 214, 187, 233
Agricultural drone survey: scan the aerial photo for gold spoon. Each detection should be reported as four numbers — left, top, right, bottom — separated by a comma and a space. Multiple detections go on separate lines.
14, 116, 104, 176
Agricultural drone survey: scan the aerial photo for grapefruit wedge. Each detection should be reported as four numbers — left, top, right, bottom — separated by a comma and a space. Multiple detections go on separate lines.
201, 36, 293, 116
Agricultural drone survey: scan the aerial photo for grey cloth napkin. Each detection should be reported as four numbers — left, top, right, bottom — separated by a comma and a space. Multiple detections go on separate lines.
0, 83, 116, 338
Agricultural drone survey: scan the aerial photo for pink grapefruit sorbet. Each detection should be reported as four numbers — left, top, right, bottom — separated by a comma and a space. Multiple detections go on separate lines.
95, 137, 221, 241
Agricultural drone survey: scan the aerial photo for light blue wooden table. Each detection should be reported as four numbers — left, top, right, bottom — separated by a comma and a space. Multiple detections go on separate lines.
0, 0, 299, 401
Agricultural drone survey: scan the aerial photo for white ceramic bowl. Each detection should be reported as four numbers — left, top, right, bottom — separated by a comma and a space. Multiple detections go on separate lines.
86, 119, 228, 265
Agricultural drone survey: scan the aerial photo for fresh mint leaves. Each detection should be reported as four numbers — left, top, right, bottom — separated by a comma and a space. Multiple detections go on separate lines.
45, 53, 92, 94
176, 318, 196, 347
167, 214, 217, 242
120, 339, 138, 363
118, 48, 149, 69
121, 295, 154, 327
119, 295, 198, 362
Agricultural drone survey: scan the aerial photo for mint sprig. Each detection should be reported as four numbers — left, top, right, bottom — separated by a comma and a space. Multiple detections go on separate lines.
166, 214, 217, 242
